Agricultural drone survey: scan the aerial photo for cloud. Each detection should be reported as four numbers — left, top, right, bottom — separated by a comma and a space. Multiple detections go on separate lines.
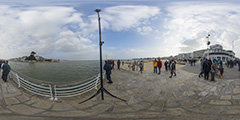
102, 5, 160, 31
137, 26, 153, 35
0, 4, 162, 60
0, 5, 96, 59
162, 2, 240, 57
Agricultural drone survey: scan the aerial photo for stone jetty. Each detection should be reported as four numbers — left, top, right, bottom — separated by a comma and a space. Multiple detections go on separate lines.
0, 63, 240, 120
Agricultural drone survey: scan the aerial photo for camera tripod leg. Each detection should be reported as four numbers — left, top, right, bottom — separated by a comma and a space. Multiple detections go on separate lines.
79, 88, 101, 104
103, 88, 127, 102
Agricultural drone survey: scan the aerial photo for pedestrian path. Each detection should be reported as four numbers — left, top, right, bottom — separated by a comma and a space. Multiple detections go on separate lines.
0, 65, 240, 119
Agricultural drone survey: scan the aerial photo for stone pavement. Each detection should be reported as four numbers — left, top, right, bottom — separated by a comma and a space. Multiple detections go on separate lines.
0, 64, 240, 120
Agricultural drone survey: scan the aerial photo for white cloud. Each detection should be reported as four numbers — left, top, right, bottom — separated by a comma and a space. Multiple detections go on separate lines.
162, 2, 240, 57
137, 26, 153, 35
0, 4, 161, 60
0, 5, 96, 59
102, 5, 160, 31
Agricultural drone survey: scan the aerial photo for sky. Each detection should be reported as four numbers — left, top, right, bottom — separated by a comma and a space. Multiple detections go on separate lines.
0, 0, 240, 60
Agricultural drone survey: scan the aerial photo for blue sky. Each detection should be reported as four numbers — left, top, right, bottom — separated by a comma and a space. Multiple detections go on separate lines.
0, 0, 240, 60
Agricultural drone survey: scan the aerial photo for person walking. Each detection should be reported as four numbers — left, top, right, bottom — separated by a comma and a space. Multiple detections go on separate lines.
117, 60, 121, 70
104, 60, 113, 84
238, 59, 240, 71
157, 58, 162, 75
2, 61, 11, 82
0, 60, 2, 69
169, 60, 176, 78
164, 60, 168, 71
153, 59, 157, 73
203, 59, 211, 80
132, 61, 136, 71
219, 60, 224, 78
111, 60, 115, 69
139, 61, 144, 73
198, 59, 204, 78
210, 61, 217, 81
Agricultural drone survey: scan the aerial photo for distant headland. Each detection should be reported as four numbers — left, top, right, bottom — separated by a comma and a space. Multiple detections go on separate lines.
9, 51, 60, 62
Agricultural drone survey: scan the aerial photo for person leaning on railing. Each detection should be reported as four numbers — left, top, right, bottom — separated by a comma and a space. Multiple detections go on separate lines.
2, 60, 11, 82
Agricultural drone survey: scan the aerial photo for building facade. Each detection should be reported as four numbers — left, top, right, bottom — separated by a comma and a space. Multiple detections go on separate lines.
176, 44, 235, 62
203, 44, 235, 62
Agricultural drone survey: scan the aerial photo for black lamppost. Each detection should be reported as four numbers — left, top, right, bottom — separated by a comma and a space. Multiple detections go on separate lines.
206, 34, 210, 59
79, 9, 126, 104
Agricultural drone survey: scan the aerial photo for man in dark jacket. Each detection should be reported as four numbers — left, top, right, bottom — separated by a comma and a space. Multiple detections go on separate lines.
203, 59, 211, 80
169, 60, 176, 78
164, 61, 168, 71
104, 60, 113, 84
2, 61, 11, 82
238, 59, 240, 71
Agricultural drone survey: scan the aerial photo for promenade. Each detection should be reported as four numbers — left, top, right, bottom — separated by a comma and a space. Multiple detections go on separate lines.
0, 63, 240, 120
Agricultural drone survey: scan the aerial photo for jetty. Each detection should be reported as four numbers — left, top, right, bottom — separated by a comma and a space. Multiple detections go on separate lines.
0, 63, 240, 120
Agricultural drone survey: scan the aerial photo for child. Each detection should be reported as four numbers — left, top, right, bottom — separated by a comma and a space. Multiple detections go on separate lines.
219, 60, 224, 78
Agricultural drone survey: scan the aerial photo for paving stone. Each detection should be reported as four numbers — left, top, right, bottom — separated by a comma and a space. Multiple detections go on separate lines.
183, 91, 195, 96
220, 95, 232, 100
7, 104, 45, 115
234, 88, 240, 94
233, 95, 240, 100
31, 101, 52, 109
2, 87, 8, 94
40, 110, 92, 117
112, 105, 135, 113
209, 100, 232, 105
84, 103, 113, 114
225, 106, 240, 114
16, 95, 30, 102
7, 86, 17, 93
5, 97, 21, 105
51, 104, 76, 111
0, 105, 12, 114
166, 108, 189, 116
199, 91, 209, 97
25, 100, 35, 105
210, 87, 217, 92
148, 100, 165, 112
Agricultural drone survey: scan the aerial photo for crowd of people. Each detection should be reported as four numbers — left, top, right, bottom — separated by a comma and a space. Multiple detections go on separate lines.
126, 60, 144, 73
103, 57, 240, 84
153, 58, 176, 78
0, 60, 11, 82
199, 58, 240, 81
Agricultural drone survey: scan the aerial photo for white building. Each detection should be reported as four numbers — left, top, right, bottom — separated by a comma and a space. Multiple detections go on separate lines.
176, 44, 235, 61
203, 44, 235, 62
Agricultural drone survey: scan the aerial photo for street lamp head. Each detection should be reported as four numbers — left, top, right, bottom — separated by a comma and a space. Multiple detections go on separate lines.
207, 41, 210, 45
95, 9, 101, 12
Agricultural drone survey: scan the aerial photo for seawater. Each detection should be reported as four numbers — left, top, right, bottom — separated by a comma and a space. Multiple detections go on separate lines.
9, 60, 100, 83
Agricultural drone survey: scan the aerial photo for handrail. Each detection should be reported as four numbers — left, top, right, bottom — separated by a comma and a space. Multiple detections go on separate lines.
10, 69, 102, 100
10, 69, 100, 85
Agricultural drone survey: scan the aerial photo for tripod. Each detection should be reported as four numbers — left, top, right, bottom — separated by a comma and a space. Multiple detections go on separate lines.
79, 9, 126, 104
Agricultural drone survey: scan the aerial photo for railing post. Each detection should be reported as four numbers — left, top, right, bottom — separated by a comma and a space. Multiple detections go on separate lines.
54, 85, 58, 101
49, 84, 54, 100
16, 74, 21, 88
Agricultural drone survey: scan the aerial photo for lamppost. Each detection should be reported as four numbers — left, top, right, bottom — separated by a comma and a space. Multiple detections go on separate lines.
79, 9, 126, 104
206, 34, 210, 59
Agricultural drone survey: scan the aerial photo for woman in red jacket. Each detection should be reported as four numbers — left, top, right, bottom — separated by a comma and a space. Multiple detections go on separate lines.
157, 58, 162, 75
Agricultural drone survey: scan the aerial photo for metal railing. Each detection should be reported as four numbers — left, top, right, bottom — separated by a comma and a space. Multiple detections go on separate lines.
10, 70, 101, 100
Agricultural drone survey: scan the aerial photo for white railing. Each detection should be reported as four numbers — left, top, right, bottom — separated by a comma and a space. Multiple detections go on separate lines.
10, 70, 101, 100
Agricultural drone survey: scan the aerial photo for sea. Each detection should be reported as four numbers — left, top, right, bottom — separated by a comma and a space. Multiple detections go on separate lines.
9, 60, 100, 83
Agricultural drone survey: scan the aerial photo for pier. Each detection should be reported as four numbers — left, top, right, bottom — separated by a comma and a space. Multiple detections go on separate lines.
0, 63, 240, 119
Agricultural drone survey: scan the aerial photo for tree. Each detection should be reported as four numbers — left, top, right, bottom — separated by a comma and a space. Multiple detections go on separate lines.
25, 51, 36, 61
